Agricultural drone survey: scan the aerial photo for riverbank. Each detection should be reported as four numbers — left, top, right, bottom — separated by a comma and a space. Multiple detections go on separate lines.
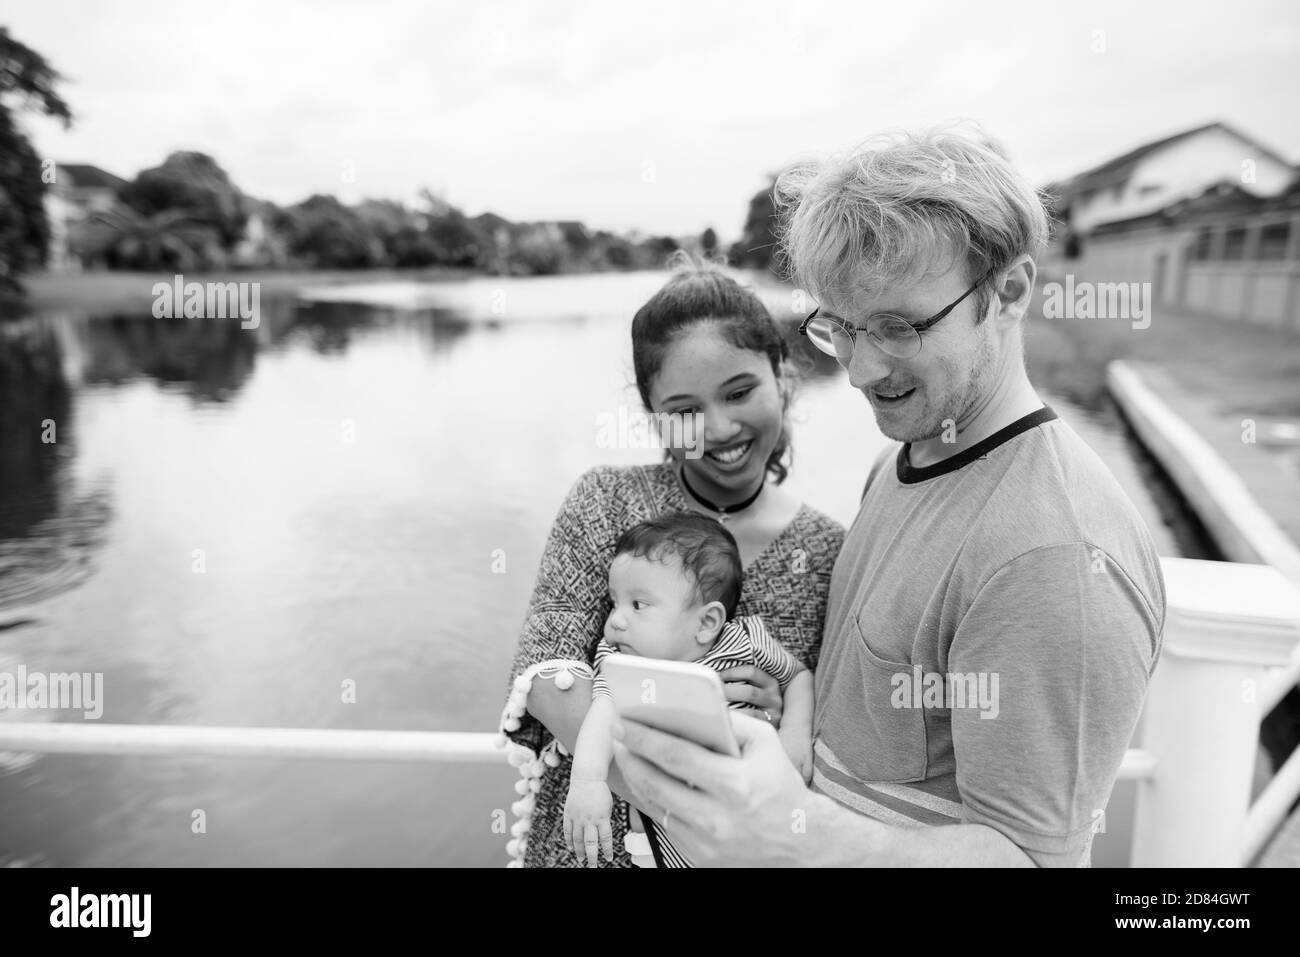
8, 267, 479, 317
1023, 277, 1300, 567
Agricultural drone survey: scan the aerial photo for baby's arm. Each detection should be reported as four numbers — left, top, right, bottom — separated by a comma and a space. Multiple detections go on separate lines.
777, 668, 815, 783
563, 695, 618, 866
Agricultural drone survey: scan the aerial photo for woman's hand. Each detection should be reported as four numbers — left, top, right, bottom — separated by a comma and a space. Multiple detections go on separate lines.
716, 665, 783, 727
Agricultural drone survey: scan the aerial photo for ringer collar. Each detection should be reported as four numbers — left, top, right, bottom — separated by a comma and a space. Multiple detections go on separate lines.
897, 405, 1058, 484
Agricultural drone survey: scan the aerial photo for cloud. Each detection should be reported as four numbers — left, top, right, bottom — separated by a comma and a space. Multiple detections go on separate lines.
10, 0, 1299, 237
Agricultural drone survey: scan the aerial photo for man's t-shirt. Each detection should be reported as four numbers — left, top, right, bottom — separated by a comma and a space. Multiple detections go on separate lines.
813, 406, 1165, 867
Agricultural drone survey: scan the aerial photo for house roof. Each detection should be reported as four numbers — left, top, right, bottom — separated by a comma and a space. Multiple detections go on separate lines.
1053, 122, 1292, 199
1088, 177, 1298, 237
57, 164, 128, 192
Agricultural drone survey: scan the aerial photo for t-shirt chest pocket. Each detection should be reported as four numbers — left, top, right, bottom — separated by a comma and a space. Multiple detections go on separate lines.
834, 616, 929, 784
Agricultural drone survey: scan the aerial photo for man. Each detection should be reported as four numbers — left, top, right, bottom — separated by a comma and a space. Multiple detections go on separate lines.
610, 126, 1166, 866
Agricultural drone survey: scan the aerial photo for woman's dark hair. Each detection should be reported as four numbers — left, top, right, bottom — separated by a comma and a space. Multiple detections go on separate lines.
614, 511, 742, 617
631, 252, 793, 484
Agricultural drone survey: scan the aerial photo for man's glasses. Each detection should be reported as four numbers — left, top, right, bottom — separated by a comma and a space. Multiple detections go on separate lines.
799, 268, 995, 360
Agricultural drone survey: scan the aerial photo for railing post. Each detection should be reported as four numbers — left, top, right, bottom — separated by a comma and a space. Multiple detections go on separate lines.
1132, 558, 1300, 866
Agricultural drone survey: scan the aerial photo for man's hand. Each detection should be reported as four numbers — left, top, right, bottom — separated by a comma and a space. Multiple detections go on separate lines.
611, 710, 814, 866
563, 779, 614, 867
612, 712, 1038, 866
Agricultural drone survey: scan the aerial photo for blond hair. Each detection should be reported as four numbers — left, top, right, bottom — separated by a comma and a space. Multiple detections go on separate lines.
776, 123, 1050, 315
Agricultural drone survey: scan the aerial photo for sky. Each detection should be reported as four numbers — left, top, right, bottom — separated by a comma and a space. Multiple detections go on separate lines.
8, 0, 1300, 239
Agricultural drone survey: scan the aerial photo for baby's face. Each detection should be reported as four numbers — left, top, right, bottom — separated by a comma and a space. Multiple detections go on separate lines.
604, 553, 707, 661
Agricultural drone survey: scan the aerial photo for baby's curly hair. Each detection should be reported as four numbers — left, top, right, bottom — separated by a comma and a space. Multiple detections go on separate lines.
613, 511, 742, 617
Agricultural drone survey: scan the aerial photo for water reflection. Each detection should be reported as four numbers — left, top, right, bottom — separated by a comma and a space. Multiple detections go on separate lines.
0, 319, 72, 526
281, 300, 478, 358
0, 321, 113, 779
0, 320, 112, 610
82, 314, 258, 401
282, 299, 388, 355
39, 294, 487, 404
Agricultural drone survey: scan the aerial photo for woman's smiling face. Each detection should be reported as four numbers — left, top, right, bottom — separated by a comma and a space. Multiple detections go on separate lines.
647, 322, 783, 497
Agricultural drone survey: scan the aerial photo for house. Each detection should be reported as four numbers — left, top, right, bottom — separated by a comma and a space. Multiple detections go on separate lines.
1071, 174, 1300, 329
1047, 122, 1294, 252
231, 198, 289, 268
44, 164, 128, 271
1044, 123, 1300, 329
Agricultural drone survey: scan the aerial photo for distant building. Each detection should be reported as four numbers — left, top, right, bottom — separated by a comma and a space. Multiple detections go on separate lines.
44, 163, 128, 272
231, 199, 289, 268
1046, 123, 1300, 329
1048, 122, 1293, 250
1074, 175, 1300, 329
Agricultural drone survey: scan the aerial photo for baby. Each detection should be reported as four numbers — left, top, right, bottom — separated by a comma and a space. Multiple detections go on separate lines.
563, 510, 813, 867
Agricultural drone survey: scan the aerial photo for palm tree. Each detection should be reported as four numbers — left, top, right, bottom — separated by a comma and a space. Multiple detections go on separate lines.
71, 206, 220, 271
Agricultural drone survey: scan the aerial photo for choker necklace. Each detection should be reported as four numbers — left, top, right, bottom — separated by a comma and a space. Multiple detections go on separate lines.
678, 466, 764, 523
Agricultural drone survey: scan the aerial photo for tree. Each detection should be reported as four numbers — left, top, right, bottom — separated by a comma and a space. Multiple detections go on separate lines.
119, 152, 248, 249
276, 194, 385, 268
0, 27, 72, 298
356, 198, 438, 267
558, 221, 591, 258
638, 235, 680, 268
729, 177, 781, 274
426, 208, 486, 268
700, 226, 718, 257
591, 230, 633, 269
512, 225, 567, 275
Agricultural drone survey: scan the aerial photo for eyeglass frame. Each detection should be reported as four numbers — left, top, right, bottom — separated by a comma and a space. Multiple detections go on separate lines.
798, 267, 997, 359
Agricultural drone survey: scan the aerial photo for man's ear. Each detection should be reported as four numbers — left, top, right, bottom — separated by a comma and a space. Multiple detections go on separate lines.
696, 602, 727, 644
992, 254, 1036, 327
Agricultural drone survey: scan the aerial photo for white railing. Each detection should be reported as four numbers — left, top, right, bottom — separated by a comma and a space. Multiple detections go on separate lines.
1131, 557, 1300, 866
1, 556, 1299, 866
0, 723, 502, 763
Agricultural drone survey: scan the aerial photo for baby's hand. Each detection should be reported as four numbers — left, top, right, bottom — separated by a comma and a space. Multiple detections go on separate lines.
779, 728, 814, 784
563, 779, 614, 867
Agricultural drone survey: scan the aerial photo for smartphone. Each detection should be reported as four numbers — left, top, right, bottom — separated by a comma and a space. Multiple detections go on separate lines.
600, 653, 740, 757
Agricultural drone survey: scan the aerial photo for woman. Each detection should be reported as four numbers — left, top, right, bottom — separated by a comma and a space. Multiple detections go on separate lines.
503, 255, 844, 867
